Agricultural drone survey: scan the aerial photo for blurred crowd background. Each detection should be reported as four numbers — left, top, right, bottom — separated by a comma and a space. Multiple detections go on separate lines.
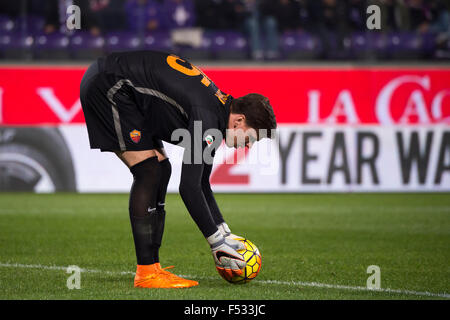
1, 0, 450, 61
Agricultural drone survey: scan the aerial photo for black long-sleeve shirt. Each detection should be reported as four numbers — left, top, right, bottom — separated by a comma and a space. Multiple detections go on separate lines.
103, 50, 230, 237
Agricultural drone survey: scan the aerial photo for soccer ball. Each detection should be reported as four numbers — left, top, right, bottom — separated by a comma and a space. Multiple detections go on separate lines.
221, 238, 262, 284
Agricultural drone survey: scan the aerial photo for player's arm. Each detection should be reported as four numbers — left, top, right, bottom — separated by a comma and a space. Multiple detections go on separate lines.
177, 106, 223, 238
179, 160, 217, 238
178, 111, 245, 277
179, 150, 246, 278
201, 163, 245, 246
201, 162, 224, 226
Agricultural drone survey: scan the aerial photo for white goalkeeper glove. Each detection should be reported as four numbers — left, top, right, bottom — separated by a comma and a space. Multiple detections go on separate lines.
217, 222, 245, 251
207, 230, 246, 280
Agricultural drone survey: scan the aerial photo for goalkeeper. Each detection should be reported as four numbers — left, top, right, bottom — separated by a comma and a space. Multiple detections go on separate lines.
80, 50, 276, 288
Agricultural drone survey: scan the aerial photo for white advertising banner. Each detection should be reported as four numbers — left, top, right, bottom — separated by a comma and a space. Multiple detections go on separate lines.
58, 124, 449, 193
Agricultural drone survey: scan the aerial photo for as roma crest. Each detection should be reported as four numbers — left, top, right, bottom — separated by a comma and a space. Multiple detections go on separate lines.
130, 129, 141, 143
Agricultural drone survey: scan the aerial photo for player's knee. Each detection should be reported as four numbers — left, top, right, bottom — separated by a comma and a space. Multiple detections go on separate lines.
159, 158, 172, 182
129, 156, 162, 217
157, 159, 171, 211
130, 156, 161, 180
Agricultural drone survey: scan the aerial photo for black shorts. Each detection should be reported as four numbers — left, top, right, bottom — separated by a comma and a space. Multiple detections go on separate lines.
80, 58, 163, 152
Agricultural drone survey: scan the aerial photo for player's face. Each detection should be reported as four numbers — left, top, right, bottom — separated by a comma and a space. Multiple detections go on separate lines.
226, 127, 257, 149
226, 113, 258, 148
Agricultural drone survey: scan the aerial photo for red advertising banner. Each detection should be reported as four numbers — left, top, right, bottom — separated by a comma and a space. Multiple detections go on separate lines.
0, 65, 449, 125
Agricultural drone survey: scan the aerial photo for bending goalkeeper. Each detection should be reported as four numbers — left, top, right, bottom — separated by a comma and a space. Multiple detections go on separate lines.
80, 50, 277, 288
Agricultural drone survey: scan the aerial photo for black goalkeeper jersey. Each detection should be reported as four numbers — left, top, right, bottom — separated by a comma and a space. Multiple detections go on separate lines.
82, 50, 232, 238
102, 50, 232, 148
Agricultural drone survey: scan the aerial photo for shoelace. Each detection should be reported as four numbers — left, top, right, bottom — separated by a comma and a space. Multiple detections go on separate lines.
158, 265, 184, 280
136, 266, 178, 282
161, 265, 175, 271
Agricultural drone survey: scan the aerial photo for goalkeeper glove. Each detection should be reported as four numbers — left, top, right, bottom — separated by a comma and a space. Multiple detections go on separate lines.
217, 222, 245, 251
207, 230, 246, 280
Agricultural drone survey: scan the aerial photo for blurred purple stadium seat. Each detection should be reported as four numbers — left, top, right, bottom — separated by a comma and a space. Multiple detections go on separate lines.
348, 32, 388, 59
33, 32, 70, 60
281, 31, 322, 60
143, 32, 173, 51
105, 32, 142, 53
70, 32, 105, 60
210, 31, 248, 60
323, 33, 351, 60
387, 32, 424, 59
370, 32, 389, 56
0, 32, 34, 59
71, 32, 105, 49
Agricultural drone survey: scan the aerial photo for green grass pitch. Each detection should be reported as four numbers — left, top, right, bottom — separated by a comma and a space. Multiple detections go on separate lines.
0, 193, 449, 300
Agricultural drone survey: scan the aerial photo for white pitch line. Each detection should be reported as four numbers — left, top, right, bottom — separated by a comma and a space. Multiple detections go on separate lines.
255, 279, 450, 299
0, 262, 135, 276
0, 262, 449, 299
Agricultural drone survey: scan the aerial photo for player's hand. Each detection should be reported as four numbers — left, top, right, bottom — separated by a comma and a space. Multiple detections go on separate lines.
224, 234, 245, 251
217, 222, 245, 251
211, 239, 246, 281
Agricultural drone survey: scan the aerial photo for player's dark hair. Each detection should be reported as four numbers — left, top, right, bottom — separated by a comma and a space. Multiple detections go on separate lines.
231, 93, 277, 139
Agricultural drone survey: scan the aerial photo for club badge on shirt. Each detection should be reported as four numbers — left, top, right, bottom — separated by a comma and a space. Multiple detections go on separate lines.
130, 129, 141, 143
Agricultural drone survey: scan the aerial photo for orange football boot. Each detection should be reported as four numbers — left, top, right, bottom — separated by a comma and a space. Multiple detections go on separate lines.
134, 263, 199, 288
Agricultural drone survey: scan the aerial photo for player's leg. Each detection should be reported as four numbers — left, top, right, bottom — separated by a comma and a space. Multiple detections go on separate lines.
115, 149, 161, 267
116, 149, 198, 288
80, 62, 196, 288
116, 146, 170, 264
152, 147, 171, 263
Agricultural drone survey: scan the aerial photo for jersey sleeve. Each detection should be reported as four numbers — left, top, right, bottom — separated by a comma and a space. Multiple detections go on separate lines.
178, 107, 223, 238
201, 162, 225, 226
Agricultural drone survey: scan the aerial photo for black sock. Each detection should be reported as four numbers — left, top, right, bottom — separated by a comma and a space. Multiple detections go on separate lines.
128, 156, 161, 265
152, 158, 172, 262
156, 158, 171, 212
